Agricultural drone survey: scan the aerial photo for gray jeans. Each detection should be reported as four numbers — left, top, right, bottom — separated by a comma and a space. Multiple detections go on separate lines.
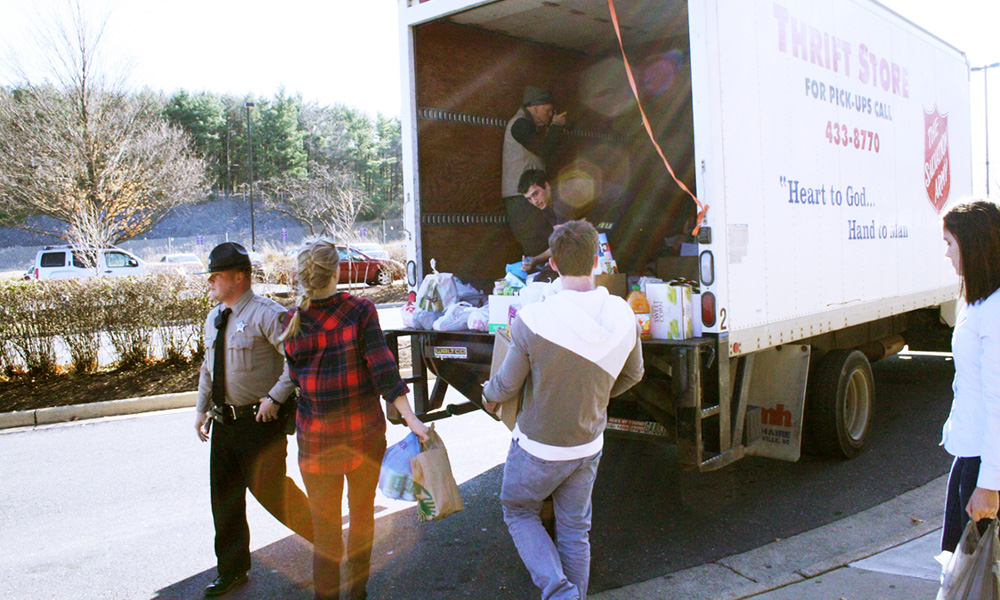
500, 439, 602, 600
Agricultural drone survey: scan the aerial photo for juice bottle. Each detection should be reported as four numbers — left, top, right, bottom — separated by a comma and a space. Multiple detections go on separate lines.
627, 285, 651, 341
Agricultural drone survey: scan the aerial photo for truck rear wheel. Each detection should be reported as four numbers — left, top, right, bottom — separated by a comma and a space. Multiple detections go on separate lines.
805, 349, 873, 459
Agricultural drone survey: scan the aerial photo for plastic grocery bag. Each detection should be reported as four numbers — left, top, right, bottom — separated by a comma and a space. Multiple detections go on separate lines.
937, 519, 1000, 600
433, 301, 477, 331
454, 277, 484, 305
467, 306, 489, 332
416, 259, 458, 313
412, 309, 443, 330
410, 425, 464, 522
378, 432, 422, 501
400, 300, 417, 328
505, 262, 529, 281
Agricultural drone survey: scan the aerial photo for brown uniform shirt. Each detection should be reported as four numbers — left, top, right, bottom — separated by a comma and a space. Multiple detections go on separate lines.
196, 289, 294, 413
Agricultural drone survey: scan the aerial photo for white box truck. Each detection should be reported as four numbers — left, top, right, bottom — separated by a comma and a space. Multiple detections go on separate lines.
390, 0, 971, 470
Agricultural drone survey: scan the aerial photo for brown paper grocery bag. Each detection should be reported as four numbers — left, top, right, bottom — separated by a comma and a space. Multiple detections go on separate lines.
410, 426, 464, 522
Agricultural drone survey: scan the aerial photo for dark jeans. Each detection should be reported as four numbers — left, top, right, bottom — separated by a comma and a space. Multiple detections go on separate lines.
210, 416, 314, 577
301, 437, 386, 600
941, 456, 991, 552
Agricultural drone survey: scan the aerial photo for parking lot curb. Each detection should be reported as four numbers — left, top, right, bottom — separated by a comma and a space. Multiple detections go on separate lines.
0, 391, 198, 430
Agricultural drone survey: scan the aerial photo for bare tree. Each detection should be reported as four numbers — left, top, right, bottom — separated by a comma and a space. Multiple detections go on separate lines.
261, 163, 368, 239
0, 1, 205, 248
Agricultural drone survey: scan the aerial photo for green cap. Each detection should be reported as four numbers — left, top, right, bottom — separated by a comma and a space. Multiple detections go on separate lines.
523, 85, 553, 106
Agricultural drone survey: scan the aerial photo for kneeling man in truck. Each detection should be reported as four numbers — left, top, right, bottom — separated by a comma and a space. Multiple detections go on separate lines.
516, 169, 566, 273
483, 220, 644, 600
517, 169, 631, 273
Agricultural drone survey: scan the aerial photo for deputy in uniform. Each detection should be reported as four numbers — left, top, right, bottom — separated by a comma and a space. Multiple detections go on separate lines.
194, 242, 313, 597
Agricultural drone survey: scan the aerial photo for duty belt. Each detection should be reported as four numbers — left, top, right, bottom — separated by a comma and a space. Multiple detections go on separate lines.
209, 403, 260, 423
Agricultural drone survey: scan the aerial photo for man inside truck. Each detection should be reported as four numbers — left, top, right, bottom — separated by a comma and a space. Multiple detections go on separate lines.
518, 169, 631, 272
517, 169, 565, 273
503, 85, 569, 261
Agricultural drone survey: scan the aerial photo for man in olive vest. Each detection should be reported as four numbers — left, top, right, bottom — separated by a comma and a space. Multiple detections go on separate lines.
502, 86, 569, 260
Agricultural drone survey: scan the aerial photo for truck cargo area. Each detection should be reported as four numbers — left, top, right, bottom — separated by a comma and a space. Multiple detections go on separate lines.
410, 0, 698, 281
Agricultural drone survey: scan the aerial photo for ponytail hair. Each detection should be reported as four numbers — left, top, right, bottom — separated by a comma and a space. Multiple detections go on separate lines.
280, 239, 341, 340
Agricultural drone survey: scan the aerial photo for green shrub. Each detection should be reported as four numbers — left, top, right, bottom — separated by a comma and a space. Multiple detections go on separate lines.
0, 280, 59, 377
0, 275, 214, 377
53, 279, 104, 373
152, 274, 212, 364
102, 277, 160, 367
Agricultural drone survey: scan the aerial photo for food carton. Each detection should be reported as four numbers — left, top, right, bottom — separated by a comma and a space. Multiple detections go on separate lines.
488, 295, 522, 333
647, 282, 693, 340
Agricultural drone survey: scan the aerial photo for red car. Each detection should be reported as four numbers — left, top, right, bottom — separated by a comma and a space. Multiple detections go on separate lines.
337, 245, 402, 286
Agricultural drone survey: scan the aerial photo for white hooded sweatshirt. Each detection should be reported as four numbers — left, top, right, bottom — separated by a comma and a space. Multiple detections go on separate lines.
484, 287, 644, 460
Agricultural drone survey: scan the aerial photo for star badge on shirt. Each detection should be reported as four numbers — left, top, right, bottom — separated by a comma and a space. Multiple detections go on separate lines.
235, 321, 247, 333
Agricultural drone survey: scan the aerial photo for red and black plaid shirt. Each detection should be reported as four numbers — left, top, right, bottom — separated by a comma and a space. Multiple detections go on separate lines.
284, 293, 408, 475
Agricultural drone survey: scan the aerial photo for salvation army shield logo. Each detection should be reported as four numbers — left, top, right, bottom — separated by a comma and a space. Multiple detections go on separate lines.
923, 107, 951, 213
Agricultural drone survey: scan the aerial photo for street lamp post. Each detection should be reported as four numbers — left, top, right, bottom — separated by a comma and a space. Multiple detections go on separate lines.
245, 101, 256, 251
971, 62, 1000, 198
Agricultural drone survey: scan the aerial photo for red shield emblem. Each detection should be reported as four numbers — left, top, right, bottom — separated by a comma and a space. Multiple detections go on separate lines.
923, 107, 951, 213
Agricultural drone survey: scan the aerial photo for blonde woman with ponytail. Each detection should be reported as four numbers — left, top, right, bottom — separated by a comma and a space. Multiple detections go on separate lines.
281, 239, 428, 600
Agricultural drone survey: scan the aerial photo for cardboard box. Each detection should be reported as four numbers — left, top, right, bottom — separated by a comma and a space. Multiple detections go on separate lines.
595, 273, 628, 298
656, 256, 698, 282
647, 282, 693, 340
489, 327, 520, 431
488, 295, 522, 333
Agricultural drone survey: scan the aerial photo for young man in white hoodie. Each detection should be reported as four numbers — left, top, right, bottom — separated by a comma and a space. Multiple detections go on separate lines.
483, 219, 644, 600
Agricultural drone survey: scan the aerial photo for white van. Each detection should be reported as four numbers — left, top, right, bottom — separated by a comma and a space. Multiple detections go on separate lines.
30, 246, 148, 280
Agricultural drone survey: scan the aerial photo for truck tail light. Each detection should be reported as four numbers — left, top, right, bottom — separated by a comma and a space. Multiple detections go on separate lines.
699, 250, 714, 286
702, 291, 716, 327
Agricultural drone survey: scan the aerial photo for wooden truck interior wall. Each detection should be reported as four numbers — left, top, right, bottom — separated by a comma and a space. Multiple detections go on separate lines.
414, 3, 697, 283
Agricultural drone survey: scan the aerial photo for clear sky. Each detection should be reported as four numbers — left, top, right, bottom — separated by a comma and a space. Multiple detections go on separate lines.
0, 0, 997, 194
0, 0, 403, 117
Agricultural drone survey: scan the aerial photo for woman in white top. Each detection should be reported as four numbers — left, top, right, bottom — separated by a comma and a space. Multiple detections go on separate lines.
940, 200, 1000, 552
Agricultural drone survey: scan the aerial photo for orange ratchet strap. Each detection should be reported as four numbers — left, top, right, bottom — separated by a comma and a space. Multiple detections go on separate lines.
607, 0, 708, 236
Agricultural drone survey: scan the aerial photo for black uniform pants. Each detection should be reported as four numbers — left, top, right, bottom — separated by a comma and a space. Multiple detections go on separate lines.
210, 416, 314, 577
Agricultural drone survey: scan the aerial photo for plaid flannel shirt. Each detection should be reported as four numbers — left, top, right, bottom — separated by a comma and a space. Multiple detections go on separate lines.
284, 293, 408, 474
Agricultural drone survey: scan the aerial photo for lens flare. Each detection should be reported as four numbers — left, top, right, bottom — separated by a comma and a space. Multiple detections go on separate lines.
641, 49, 685, 96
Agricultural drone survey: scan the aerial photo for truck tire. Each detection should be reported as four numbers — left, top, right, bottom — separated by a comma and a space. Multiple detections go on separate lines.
805, 349, 873, 459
